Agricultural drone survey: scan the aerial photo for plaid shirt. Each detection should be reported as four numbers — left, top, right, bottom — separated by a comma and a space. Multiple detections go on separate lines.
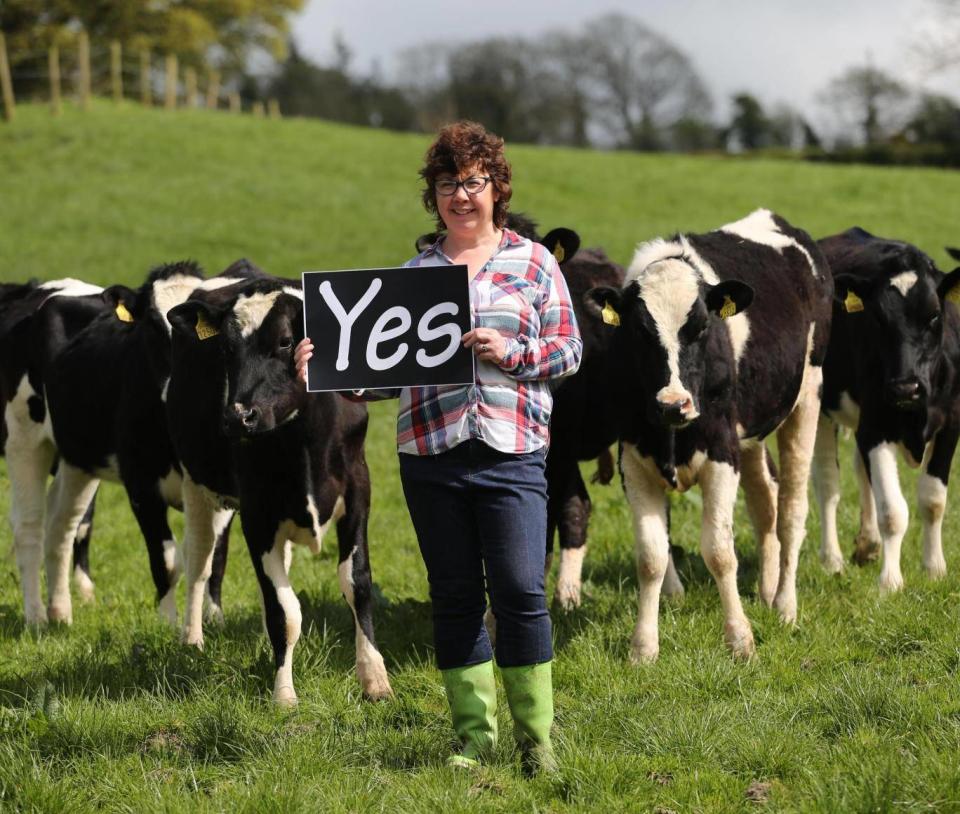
394, 228, 582, 455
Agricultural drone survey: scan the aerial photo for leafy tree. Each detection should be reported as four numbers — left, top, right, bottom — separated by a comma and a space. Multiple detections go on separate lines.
820, 65, 910, 145
905, 93, 960, 146
727, 93, 770, 150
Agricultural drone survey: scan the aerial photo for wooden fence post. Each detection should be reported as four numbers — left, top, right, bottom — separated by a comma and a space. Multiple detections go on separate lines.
0, 33, 13, 123
78, 31, 91, 111
251, 100, 264, 118
140, 50, 151, 106
205, 70, 220, 109
268, 98, 280, 119
184, 66, 197, 108
49, 45, 61, 116
164, 53, 177, 109
228, 91, 240, 113
110, 41, 122, 102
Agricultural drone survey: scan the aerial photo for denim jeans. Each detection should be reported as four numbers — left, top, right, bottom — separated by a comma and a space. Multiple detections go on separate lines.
399, 440, 553, 670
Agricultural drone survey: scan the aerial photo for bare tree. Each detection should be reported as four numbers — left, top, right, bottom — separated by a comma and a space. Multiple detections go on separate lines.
913, 0, 960, 75
820, 65, 910, 145
580, 13, 712, 150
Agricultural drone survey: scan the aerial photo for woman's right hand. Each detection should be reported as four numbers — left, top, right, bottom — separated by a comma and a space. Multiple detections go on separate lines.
294, 337, 314, 387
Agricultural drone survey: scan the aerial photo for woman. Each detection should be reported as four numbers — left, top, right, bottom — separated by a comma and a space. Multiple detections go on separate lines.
296, 120, 582, 774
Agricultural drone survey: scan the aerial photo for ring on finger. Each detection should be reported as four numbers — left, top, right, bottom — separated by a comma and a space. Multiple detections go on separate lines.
479, 343, 488, 353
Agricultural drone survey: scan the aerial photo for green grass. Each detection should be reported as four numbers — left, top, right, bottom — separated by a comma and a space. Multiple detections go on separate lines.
2, 101, 960, 812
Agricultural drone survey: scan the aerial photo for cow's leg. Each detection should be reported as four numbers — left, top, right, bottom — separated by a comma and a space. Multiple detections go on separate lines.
249, 531, 301, 707
812, 414, 844, 574
699, 458, 754, 658
72, 491, 96, 603
6, 429, 55, 626
203, 513, 233, 626
741, 441, 780, 605
918, 424, 958, 579
864, 442, 909, 593
661, 544, 684, 599
337, 474, 392, 700
180, 473, 230, 648
125, 484, 181, 625
43, 462, 99, 624
555, 460, 590, 610
773, 364, 822, 624
621, 445, 670, 664
852, 448, 882, 564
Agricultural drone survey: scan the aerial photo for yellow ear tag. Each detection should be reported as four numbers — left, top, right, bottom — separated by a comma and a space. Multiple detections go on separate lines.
946, 285, 960, 306
195, 312, 219, 340
844, 290, 865, 313
553, 243, 566, 264
719, 295, 737, 320
114, 303, 134, 323
601, 302, 620, 326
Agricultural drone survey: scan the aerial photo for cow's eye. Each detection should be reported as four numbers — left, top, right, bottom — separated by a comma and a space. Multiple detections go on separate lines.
279, 336, 293, 350
928, 314, 941, 331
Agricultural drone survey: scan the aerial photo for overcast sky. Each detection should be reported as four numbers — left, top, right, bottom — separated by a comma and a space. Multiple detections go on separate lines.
292, 0, 957, 129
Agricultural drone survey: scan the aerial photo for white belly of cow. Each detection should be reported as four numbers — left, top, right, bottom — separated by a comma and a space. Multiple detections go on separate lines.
159, 468, 184, 509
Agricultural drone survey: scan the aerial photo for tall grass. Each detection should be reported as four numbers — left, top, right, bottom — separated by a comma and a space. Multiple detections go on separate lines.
1, 102, 960, 812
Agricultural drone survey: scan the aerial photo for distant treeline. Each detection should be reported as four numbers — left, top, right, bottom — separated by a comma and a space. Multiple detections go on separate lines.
252, 12, 960, 168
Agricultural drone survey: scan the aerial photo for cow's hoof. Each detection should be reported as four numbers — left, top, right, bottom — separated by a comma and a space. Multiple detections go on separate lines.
203, 602, 225, 628
660, 577, 685, 602
273, 685, 298, 707
47, 604, 72, 625
73, 569, 96, 603
852, 537, 881, 565
819, 552, 845, 575
629, 640, 659, 665
725, 622, 755, 659
773, 593, 797, 625
24, 604, 48, 628
181, 629, 204, 649
361, 675, 394, 701
878, 571, 904, 594
924, 558, 947, 580
554, 580, 581, 610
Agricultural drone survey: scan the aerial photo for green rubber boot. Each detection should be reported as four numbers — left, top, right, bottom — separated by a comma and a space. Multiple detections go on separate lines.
501, 661, 558, 776
441, 660, 498, 768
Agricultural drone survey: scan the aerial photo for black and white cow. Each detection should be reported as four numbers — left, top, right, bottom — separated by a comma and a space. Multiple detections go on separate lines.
166, 275, 392, 706
813, 228, 960, 591
0, 277, 108, 624
586, 209, 832, 662
41, 261, 244, 626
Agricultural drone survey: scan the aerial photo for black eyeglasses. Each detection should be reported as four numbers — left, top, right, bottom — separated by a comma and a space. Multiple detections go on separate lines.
435, 176, 492, 196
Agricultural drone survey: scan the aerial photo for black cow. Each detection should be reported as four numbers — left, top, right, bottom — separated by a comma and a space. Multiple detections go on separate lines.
166, 275, 392, 706
587, 209, 832, 662
813, 229, 960, 591
415, 213, 622, 609
42, 261, 246, 626
0, 278, 108, 624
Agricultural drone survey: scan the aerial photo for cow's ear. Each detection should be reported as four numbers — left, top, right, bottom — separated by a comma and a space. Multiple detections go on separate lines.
946, 247, 960, 262
584, 286, 623, 326
168, 300, 224, 342
541, 228, 580, 266
415, 231, 440, 252
833, 273, 875, 314
705, 280, 753, 319
937, 267, 960, 305
102, 285, 139, 323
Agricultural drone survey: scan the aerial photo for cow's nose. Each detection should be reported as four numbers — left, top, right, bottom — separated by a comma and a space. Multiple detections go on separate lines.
238, 405, 260, 429
888, 378, 920, 403
658, 397, 695, 426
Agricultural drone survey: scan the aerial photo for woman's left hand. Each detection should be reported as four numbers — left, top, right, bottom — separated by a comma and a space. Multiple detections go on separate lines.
462, 328, 508, 365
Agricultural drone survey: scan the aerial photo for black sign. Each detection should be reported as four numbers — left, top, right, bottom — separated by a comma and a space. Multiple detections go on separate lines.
301, 265, 474, 392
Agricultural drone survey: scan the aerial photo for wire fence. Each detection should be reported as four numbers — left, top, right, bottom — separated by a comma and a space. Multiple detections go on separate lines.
0, 31, 280, 123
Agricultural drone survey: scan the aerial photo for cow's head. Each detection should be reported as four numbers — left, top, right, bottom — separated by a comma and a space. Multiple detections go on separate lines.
168, 281, 305, 438
834, 262, 960, 410
586, 256, 752, 428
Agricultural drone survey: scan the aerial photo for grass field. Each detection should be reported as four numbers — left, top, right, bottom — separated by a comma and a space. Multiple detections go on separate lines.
2, 101, 960, 812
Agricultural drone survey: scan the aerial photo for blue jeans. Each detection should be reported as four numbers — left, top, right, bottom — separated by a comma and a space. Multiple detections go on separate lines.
399, 440, 553, 670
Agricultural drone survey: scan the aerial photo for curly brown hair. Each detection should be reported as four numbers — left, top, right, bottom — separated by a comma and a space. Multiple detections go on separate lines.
419, 120, 513, 232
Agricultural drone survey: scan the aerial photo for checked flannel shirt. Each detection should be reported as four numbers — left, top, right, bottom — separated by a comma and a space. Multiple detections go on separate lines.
394, 228, 582, 456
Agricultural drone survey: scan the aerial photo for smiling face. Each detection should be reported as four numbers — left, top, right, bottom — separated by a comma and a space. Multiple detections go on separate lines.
435, 164, 500, 242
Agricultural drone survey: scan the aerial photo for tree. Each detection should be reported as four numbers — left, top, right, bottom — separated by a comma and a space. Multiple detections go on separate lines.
580, 13, 712, 150
0, 0, 304, 75
905, 93, 960, 146
912, 0, 960, 75
820, 65, 910, 145
726, 93, 771, 150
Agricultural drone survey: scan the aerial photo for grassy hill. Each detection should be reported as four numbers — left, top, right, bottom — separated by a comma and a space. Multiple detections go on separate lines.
2, 102, 960, 812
